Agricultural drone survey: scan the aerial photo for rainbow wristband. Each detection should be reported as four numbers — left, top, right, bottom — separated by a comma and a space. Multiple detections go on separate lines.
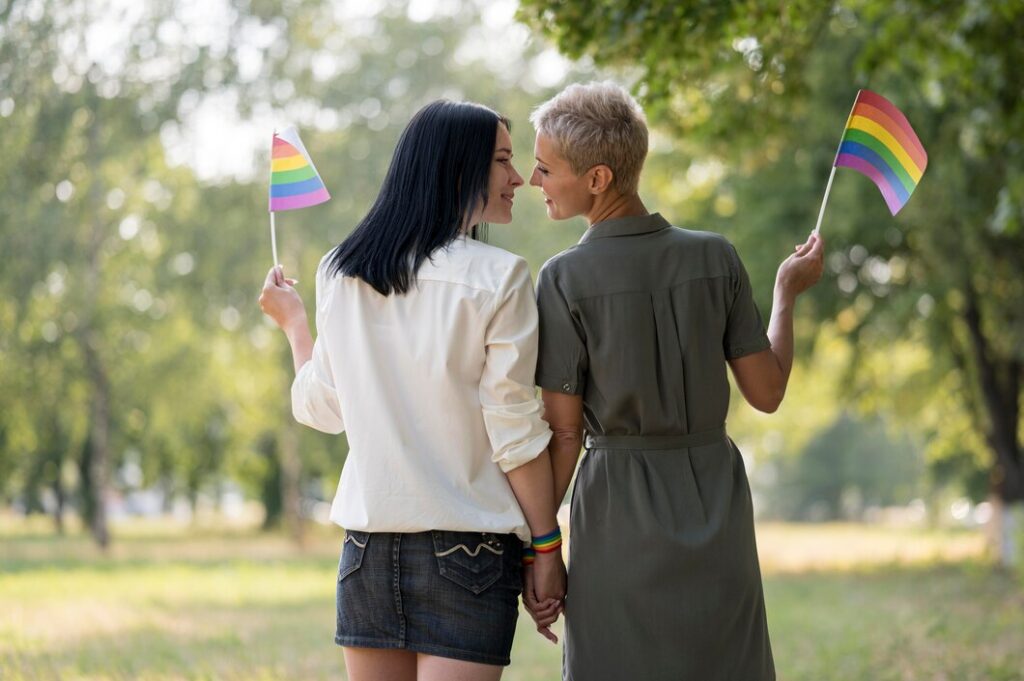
522, 546, 536, 566
532, 528, 562, 554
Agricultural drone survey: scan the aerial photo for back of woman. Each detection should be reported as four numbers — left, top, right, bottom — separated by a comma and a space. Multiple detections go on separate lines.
537, 220, 765, 436
260, 100, 566, 681
306, 238, 543, 536
525, 81, 823, 681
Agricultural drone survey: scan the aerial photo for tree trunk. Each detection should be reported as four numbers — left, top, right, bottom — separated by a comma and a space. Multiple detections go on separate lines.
81, 339, 111, 549
52, 473, 65, 535
963, 284, 1023, 565
279, 422, 305, 547
78, 113, 111, 550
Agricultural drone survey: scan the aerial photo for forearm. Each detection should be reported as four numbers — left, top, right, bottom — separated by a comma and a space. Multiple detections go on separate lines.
766, 283, 796, 390
283, 314, 314, 374
505, 450, 560, 537
550, 428, 583, 505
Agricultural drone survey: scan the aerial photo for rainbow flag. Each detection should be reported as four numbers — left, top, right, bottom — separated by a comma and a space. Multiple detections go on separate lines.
269, 126, 330, 212
834, 89, 927, 215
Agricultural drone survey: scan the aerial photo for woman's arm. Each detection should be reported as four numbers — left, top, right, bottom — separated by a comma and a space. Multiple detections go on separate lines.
259, 265, 312, 372
729, 233, 824, 412
260, 265, 345, 433
504, 450, 566, 607
541, 390, 585, 504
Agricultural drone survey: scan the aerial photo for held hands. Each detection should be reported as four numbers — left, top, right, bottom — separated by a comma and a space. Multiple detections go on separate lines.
523, 551, 566, 644
776, 232, 825, 300
259, 265, 306, 333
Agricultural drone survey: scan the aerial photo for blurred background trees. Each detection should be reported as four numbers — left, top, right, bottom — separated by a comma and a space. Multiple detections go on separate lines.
520, 0, 1024, 560
2, 0, 1020, 563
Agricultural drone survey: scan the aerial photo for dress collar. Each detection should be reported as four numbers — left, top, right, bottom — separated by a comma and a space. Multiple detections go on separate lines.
579, 212, 671, 244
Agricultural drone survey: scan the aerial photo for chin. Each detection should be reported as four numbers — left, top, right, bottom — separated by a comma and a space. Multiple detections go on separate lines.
485, 211, 513, 225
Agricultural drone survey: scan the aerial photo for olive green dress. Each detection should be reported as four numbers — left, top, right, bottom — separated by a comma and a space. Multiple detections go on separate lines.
535, 213, 775, 681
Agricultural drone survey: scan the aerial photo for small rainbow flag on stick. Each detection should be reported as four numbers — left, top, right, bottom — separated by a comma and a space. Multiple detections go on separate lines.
268, 126, 331, 264
814, 89, 927, 232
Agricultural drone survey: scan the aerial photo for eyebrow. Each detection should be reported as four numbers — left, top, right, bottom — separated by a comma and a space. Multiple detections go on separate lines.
495, 147, 512, 154
534, 155, 549, 164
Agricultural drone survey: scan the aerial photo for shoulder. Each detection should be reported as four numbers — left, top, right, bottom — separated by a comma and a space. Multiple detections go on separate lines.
661, 227, 742, 273
538, 243, 585, 282
315, 249, 336, 281
427, 237, 530, 294
666, 226, 734, 252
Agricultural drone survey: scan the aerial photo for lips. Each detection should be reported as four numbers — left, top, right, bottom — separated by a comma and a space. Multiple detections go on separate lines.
501, 194, 514, 204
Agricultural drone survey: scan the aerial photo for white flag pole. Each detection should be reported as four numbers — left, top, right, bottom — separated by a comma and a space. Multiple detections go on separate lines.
270, 211, 279, 266
269, 128, 279, 266
812, 167, 837, 235
813, 90, 862, 235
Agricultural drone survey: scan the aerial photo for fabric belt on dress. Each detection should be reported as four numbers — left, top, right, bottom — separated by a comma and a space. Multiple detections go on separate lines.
585, 426, 727, 451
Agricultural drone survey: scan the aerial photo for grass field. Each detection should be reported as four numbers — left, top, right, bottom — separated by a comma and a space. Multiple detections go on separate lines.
1, 518, 1022, 680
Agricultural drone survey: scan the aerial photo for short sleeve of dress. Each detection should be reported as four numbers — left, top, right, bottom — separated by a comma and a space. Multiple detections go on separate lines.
535, 259, 588, 395
723, 243, 771, 360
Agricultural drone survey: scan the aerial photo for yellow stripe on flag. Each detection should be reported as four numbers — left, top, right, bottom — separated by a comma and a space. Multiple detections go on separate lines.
847, 116, 924, 182
271, 154, 307, 172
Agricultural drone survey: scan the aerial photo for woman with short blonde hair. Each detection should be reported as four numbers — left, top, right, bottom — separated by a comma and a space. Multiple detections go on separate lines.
525, 81, 824, 681
529, 80, 648, 195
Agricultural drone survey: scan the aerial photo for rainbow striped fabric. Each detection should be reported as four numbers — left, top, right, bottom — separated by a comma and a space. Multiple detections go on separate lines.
834, 89, 927, 215
269, 126, 331, 212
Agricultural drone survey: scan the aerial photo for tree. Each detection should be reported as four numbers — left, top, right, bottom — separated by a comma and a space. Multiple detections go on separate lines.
518, 0, 1024, 560
0, 0, 593, 545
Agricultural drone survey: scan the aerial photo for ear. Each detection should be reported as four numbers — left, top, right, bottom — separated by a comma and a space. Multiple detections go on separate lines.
587, 164, 615, 195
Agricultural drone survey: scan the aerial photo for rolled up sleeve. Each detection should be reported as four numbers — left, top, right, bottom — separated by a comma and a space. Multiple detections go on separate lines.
480, 258, 552, 472
290, 263, 345, 434
291, 336, 345, 434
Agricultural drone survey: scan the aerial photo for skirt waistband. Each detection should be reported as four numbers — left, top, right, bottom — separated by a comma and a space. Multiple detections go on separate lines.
585, 426, 727, 451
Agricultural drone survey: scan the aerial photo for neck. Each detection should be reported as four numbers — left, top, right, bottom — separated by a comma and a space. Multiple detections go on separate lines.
585, 193, 648, 226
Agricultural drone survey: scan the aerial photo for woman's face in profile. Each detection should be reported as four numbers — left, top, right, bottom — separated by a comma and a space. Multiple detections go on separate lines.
478, 123, 524, 225
530, 133, 592, 221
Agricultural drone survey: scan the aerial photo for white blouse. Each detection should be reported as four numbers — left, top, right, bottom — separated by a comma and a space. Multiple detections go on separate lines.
291, 237, 552, 541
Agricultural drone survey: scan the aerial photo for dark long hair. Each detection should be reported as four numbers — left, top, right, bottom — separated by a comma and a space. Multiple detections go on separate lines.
326, 100, 510, 295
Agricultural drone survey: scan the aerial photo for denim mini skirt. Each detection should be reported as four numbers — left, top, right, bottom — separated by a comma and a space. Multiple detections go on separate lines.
335, 529, 523, 666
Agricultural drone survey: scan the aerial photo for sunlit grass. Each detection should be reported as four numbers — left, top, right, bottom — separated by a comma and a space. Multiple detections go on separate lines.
1, 518, 1020, 680
755, 521, 988, 573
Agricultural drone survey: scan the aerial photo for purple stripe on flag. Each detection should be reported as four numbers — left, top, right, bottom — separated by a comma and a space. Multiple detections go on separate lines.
835, 153, 905, 215
269, 187, 331, 212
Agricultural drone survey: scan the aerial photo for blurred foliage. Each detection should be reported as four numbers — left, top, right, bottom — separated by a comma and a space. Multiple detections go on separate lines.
519, 0, 1024, 503
757, 412, 926, 522
0, 0, 590, 540
3, 0, 1020, 545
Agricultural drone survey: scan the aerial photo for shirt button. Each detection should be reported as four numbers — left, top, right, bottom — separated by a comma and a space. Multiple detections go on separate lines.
562, 383, 571, 392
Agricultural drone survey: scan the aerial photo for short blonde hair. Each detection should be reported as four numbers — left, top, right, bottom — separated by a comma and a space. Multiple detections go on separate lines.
530, 81, 648, 195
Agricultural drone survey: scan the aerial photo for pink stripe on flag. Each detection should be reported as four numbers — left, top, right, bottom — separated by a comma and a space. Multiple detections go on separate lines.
269, 187, 331, 212
836, 152, 904, 215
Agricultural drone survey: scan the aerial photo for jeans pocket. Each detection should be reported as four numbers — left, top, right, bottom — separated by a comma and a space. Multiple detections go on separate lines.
431, 530, 504, 595
338, 530, 369, 582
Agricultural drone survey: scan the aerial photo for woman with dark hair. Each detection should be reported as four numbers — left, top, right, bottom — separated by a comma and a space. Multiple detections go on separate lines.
259, 100, 565, 681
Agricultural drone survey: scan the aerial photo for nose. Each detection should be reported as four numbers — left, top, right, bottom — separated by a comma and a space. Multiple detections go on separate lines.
510, 163, 524, 188
529, 167, 542, 187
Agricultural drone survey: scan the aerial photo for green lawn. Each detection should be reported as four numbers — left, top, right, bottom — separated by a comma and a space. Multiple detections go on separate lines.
1, 519, 1021, 680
